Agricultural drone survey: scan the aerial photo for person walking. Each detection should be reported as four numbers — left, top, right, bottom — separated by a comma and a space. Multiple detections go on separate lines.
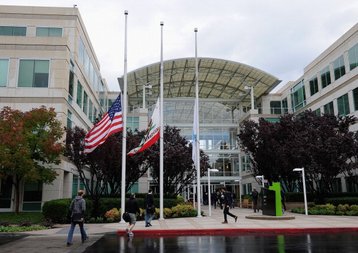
251, 188, 259, 213
125, 193, 140, 237
66, 190, 88, 246
144, 189, 155, 227
221, 188, 238, 224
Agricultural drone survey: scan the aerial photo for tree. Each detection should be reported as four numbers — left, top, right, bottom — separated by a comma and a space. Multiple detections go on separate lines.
239, 110, 356, 198
146, 126, 211, 195
65, 127, 151, 217
0, 106, 63, 213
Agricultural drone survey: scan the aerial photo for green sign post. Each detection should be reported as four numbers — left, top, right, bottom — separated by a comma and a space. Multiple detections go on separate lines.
268, 182, 283, 216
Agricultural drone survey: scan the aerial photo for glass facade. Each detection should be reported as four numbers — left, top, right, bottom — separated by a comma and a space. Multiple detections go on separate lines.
158, 99, 241, 177
76, 81, 83, 108
22, 182, 42, 211
353, 87, 358, 111
0, 59, 8, 87
18, 60, 49, 87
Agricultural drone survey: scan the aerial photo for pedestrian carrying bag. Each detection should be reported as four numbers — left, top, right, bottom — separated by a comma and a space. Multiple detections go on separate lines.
122, 212, 130, 222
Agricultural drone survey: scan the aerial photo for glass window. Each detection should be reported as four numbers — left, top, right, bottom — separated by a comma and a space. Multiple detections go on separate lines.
0, 59, 9, 87
0, 26, 26, 36
241, 155, 251, 172
68, 71, 74, 103
67, 110, 72, 129
18, 60, 49, 87
291, 80, 306, 112
22, 182, 42, 211
0, 177, 12, 208
346, 176, 358, 193
353, 87, 358, 111
348, 43, 358, 70
36, 27, 62, 37
333, 55, 346, 80
337, 93, 350, 116
314, 108, 321, 116
270, 101, 281, 114
309, 77, 319, 96
281, 98, 288, 113
323, 101, 334, 115
320, 66, 331, 88
76, 81, 83, 108
83, 91, 88, 115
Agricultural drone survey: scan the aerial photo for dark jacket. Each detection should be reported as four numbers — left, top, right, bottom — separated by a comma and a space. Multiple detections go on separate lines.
145, 193, 155, 213
69, 196, 86, 221
126, 197, 140, 214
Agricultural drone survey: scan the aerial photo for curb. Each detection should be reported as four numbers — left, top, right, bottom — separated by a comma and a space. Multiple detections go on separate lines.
116, 227, 358, 236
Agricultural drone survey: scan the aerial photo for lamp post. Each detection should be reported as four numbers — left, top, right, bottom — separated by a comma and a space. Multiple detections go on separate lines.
293, 168, 308, 215
244, 85, 254, 110
142, 83, 152, 109
255, 175, 265, 188
208, 168, 219, 216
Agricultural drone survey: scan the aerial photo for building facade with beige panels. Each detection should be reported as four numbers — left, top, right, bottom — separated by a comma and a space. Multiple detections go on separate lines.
0, 5, 109, 211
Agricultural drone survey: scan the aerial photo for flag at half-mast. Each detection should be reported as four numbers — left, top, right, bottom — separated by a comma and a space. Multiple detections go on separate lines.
84, 95, 123, 153
128, 98, 160, 156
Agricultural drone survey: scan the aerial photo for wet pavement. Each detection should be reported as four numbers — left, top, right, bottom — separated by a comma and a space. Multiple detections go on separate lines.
0, 206, 357, 252
83, 232, 358, 253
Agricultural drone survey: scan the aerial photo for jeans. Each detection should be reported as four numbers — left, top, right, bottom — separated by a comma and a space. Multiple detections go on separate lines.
145, 211, 154, 225
66, 221, 87, 243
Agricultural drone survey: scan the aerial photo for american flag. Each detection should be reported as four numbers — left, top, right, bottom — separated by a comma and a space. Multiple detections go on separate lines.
84, 95, 123, 153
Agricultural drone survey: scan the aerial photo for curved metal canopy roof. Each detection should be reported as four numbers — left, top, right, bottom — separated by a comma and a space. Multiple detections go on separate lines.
123, 57, 281, 107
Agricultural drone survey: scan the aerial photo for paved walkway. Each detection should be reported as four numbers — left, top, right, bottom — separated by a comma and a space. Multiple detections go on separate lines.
0, 206, 357, 252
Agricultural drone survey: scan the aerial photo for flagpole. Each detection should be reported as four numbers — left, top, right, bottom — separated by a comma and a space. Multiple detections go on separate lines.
194, 28, 202, 217
120, 10, 128, 223
159, 21, 164, 220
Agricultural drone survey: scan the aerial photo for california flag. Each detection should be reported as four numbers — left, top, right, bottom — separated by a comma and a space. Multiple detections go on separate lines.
128, 98, 160, 156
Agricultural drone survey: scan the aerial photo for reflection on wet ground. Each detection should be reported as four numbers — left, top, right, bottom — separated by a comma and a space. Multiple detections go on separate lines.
83, 232, 358, 253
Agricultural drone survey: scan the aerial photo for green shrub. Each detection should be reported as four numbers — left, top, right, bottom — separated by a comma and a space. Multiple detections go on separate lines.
42, 198, 71, 223
171, 204, 197, 218
324, 197, 358, 206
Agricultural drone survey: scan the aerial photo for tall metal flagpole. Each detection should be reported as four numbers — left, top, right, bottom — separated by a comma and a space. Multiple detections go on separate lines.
120, 10, 128, 223
159, 21, 164, 220
194, 28, 202, 217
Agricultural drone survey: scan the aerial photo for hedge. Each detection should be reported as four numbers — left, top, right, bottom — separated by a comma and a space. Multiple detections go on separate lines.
42, 196, 184, 223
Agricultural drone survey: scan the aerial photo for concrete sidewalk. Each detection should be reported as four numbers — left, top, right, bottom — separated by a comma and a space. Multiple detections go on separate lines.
0, 206, 357, 253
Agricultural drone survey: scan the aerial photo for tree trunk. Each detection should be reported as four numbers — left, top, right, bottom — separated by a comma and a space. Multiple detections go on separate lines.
13, 176, 21, 213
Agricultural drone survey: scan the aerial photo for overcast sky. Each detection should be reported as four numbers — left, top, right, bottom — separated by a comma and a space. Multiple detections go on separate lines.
3, 0, 358, 91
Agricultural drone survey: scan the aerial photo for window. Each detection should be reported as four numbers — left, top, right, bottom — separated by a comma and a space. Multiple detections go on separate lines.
83, 91, 88, 115
348, 43, 358, 70
314, 108, 321, 116
241, 155, 251, 172
281, 98, 288, 113
36, 27, 62, 37
346, 176, 358, 193
22, 182, 42, 211
89, 99, 94, 122
67, 110, 72, 129
0, 26, 26, 36
333, 55, 346, 80
309, 77, 319, 96
323, 101, 334, 115
337, 93, 350, 116
0, 59, 9, 87
291, 80, 306, 112
18, 60, 49, 87
353, 87, 358, 111
68, 71, 74, 103
76, 81, 83, 108
0, 177, 12, 208
270, 101, 281, 114
320, 66, 331, 88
